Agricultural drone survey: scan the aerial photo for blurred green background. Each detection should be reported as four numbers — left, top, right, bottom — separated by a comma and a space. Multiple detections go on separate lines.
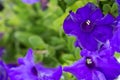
0, 0, 119, 79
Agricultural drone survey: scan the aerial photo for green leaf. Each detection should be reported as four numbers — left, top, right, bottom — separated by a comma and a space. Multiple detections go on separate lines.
66, 0, 97, 12
15, 32, 47, 50
29, 35, 47, 50
111, 3, 118, 16
115, 53, 120, 58
14, 31, 32, 47
58, 0, 67, 12
66, 1, 84, 12
52, 13, 68, 31
74, 48, 81, 60
64, 0, 77, 6
103, 4, 111, 14
61, 54, 75, 62
67, 36, 76, 52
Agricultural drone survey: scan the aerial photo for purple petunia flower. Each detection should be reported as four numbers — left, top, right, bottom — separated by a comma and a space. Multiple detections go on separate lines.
63, 41, 120, 80
63, 2, 115, 51
22, 0, 39, 4
0, 60, 8, 80
9, 48, 62, 80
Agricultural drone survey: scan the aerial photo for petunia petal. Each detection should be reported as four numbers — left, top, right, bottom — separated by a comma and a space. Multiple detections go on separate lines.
96, 57, 120, 80
80, 49, 91, 57
63, 15, 80, 36
18, 48, 34, 65
52, 66, 62, 80
24, 48, 34, 62
90, 9, 103, 22
76, 2, 97, 20
93, 25, 113, 42
78, 34, 99, 51
36, 64, 62, 80
22, 0, 39, 4
96, 14, 115, 25
69, 11, 82, 23
99, 40, 114, 57
116, 0, 120, 4
92, 70, 106, 80
110, 27, 120, 52
64, 58, 93, 80
74, 40, 80, 48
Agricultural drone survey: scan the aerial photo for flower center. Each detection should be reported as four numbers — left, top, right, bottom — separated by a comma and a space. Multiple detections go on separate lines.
81, 20, 94, 32
86, 57, 95, 68
86, 20, 91, 25
31, 66, 38, 76
86, 58, 92, 64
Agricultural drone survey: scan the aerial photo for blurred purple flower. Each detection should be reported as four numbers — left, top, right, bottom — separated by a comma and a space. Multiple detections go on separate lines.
116, 0, 120, 15
0, 60, 8, 80
0, 33, 3, 39
64, 41, 120, 80
22, 0, 39, 4
0, 47, 5, 58
63, 2, 115, 51
0, 33, 4, 58
40, 0, 49, 10
9, 48, 62, 80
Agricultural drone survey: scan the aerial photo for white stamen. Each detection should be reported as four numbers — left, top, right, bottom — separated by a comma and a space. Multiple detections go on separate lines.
86, 20, 91, 25
86, 58, 92, 64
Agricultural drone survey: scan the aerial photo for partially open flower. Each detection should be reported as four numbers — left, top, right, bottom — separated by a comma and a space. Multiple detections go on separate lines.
9, 48, 62, 80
